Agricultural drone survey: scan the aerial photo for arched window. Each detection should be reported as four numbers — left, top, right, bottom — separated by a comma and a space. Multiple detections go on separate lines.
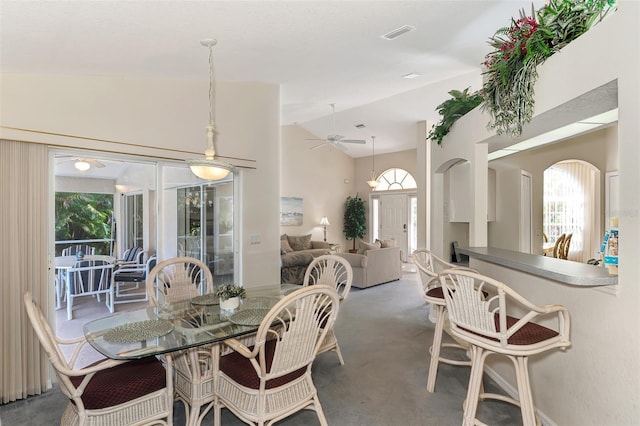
543, 160, 599, 262
374, 168, 416, 191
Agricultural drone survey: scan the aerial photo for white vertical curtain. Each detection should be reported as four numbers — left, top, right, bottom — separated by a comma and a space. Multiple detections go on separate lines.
0, 140, 51, 403
551, 161, 597, 263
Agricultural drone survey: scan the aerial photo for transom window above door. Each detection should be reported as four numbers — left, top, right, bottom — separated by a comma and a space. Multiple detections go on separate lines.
374, 168, 416, 191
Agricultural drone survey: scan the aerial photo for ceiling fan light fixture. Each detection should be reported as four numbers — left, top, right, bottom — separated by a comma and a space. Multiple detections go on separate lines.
187, 38, 235, 181
74, 160, 91, 171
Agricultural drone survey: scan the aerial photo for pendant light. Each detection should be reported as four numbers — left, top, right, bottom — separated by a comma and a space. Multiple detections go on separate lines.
366, 136, 379, 189
187, 39, 234, 181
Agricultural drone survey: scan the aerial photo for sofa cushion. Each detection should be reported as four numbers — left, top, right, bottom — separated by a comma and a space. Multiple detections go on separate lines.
288, 234, 312, 251
376, 238, 396, 248
281, 239, 294, 253
311, 241, 330, 249
281, 251, 314, 267
357, 240, 380, 254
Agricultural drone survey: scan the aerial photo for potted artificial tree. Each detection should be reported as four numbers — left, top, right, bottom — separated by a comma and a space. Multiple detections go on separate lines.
343, 194, 366, 253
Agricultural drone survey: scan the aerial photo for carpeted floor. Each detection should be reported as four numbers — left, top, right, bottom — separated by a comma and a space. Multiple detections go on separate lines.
0, 270, 522, 425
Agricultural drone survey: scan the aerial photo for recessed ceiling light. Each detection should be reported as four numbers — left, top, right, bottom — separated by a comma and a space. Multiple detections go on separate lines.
381, 25, 415, 40
403, 73, 421, 79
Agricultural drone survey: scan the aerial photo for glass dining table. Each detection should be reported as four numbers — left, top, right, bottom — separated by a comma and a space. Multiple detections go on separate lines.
83, 284, 301, 360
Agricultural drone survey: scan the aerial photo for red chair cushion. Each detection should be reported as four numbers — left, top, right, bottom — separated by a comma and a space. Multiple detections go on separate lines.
219, 339, 307, 390
500, 315, 559, 345
426, 287, 444, 299
70, 357, 166, 409
461, 315, 559, 345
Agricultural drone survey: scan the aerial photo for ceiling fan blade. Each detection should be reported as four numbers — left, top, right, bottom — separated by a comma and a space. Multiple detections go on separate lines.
86, 159, 105, 168
304, 138, 327, 142
333, 142, 348, 153
310, 143, 327, 150
340, 139, 366, 144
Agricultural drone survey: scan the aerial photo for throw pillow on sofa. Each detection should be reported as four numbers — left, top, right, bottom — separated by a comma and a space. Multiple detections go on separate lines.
288, 234, 312, 251
357, 240, 381, 254
376, 238, 396, 248
281, 239, 294, 253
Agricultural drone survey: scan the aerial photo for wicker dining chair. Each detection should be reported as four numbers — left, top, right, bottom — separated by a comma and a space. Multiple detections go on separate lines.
146, 256, 215, 426
303, 254, 353, 365
552, 233, 566, 258
213, 285, 340, 426
438, 269, 571, 426
560, 233, 573, 260
23, 292, 174, 426
412, 249, 477, 392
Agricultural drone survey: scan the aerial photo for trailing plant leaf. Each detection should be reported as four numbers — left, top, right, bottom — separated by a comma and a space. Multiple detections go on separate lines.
481, 0, 616, 138
427, 87, 483, 145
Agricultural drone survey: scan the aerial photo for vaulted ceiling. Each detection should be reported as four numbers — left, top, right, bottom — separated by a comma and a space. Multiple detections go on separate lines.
1, 0, 545, 157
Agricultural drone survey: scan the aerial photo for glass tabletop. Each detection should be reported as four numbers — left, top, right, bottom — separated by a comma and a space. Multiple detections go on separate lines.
84, 285, 287, 360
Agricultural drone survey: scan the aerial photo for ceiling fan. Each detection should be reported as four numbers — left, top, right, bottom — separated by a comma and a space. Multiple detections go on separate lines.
305, 103, 366, 152
57, 157, 106, 171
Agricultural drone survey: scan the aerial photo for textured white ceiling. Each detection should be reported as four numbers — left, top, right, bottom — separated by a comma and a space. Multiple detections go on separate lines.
1, 0, 545, 157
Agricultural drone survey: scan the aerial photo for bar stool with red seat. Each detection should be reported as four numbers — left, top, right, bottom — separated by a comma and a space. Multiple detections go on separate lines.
412, 249, 476, 392
438, 269, 571, 426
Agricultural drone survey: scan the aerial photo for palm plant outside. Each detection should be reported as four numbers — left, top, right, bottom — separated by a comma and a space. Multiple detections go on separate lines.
55, 192, 113, 255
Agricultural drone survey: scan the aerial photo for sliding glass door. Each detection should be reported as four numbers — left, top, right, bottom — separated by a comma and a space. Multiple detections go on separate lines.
176, 181, 234, 283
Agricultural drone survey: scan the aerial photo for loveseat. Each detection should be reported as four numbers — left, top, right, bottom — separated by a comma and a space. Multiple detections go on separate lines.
280, 234, 330, 284
335, 240, 402, 288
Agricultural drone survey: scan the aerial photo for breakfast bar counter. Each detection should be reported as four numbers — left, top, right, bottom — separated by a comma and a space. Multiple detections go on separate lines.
457, 246, 618, 287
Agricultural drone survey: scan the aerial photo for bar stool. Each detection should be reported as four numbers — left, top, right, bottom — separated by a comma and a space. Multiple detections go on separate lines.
438, 268, 571, 426
412, 249, 476, 392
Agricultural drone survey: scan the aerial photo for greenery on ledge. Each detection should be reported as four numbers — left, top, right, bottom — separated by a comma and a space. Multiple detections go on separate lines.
481, 0, 617, 138
427, 88, 483, 146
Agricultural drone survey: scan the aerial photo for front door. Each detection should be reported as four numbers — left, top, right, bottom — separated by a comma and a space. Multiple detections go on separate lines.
379, 193, 408, 260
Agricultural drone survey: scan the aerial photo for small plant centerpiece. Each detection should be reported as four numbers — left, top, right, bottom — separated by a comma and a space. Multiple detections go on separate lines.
216, 283, 246, 310
343, 194, 366, 253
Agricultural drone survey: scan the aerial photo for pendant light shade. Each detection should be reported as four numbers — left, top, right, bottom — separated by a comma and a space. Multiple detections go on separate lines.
187, 39, 234, 180
366, 136, 379, 189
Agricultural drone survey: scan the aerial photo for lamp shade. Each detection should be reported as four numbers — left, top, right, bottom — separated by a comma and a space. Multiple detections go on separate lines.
187, 159, 232, 180
320, 217, 330, 226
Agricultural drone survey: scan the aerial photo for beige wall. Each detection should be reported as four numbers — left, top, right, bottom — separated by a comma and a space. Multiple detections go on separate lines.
279, 125, 355, 250
1, 73, 281, 289
278, 130, 419, 252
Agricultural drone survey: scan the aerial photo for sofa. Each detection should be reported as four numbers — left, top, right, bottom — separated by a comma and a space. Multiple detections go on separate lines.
280, 234, 330, 284
335, 240, 403, 288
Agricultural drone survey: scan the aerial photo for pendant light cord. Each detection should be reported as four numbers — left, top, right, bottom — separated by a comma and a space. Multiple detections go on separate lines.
208, 44, 216, 127
371, 136, 375, 172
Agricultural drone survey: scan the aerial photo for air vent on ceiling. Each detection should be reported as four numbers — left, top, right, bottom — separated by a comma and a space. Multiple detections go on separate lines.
382, 25, 415, 40
355, 124, 366, 129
